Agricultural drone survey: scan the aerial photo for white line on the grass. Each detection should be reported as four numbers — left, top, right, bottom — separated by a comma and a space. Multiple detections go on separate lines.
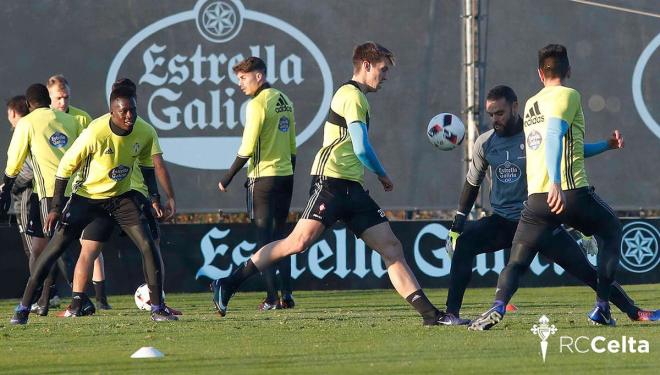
569, 0, 660, 19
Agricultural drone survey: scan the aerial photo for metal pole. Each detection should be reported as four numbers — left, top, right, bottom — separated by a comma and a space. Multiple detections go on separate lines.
463, 0, 481, 210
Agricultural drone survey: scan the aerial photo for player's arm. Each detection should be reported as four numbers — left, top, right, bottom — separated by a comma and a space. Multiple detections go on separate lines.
1, 120, 31, 212
446, 135, 488, 257
11, 160, 34, 195
289, 110, 297, 173
545, 117, 569, 214
139, 130, 176, 220
149, 154, 176, 221
218, 101, 264, 191
46, 131, 95, 232
584, 130, 624, 158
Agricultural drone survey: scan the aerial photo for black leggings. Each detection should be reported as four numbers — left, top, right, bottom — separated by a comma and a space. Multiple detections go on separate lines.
21, 192, 163, 308
247, 176, 294, 299
495, 187, 622, 305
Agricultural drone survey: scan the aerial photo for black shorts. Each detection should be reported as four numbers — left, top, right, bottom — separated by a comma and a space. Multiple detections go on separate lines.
246, 175, 294, 221
61, 191, 147, 235
513, 186, 620, 247
301, 176, 388, 237
80, 212, 115, 242
21, 192, 44, 238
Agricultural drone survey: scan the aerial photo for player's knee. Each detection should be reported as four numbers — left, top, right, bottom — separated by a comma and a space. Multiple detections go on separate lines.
379, 239, 405, 265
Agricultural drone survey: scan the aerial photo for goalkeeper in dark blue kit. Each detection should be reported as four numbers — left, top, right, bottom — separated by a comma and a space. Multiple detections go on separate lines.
439, 85, 659, 326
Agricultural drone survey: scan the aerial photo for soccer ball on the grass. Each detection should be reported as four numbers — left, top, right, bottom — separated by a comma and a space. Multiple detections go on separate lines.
134, 283, 166, 310
426, 113, 465, 151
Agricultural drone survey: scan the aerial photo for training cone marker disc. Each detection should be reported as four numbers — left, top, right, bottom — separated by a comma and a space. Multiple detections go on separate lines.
131, 347, 164, 358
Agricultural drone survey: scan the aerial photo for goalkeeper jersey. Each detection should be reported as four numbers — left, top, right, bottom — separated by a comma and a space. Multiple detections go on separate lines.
310, 81, 370, 184
60, 116, 162, 199
237, 84, 296, 178
5, 107, 82, 199
523, 85, 588, 194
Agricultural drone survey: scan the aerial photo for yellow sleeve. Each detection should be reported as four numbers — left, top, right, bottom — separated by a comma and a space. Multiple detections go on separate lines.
56, 128, 97, 179
341, 90, 368, 124
289, 106, 297, 155
237, 99, 265, 157
546, 90, 580, 124
138, 127, 159, 167
4, 118, 31, 177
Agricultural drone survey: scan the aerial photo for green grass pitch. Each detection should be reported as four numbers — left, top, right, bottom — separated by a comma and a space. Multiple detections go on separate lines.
1, 284, 659, 374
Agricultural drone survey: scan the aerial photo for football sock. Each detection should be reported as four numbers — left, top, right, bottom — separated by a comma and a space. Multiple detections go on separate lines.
492, 300, 506, 315
226, 259, 260, 290
148, 284, 162, 306
93, 280, 107, 302
406, 289, 439, 321
70, 292, 85, 311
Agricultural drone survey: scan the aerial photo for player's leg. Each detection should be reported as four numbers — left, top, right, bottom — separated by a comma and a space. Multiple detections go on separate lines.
92, 253, 111, 309
11, 195, 91, 324
273, 175, 295, 308
249, 177, 280, 310
539, 227, 649, 321
564, 187, 622, 324
109, 192, 174, 321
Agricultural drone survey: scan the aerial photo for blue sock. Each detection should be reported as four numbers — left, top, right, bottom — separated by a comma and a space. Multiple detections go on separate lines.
492, 300, 506, 315
16, 304, 29, 312
151, 303, 164, 313
596, 298, 610, 310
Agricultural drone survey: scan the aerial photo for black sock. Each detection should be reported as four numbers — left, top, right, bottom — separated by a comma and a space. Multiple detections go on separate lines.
406, 290, 439, 321
226, 259, 260, 290
148, 284, 162, 307
70, 292, 85, 311
93, 280, 107, 302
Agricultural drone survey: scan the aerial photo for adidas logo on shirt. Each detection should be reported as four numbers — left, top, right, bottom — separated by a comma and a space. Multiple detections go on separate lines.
104, 147, 114, 155
524, 101, 544, 127
275, 95, 292, 113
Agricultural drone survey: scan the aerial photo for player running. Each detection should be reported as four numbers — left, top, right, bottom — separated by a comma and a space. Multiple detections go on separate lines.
441, 85, 658, 325
212, 42, 448, 325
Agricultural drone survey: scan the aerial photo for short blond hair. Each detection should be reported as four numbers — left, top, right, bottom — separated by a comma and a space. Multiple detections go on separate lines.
47, 74, 69, 91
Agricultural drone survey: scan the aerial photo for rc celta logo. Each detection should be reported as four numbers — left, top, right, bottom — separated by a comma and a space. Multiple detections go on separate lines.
106, 0, 332, 170
531, 315, 557, 363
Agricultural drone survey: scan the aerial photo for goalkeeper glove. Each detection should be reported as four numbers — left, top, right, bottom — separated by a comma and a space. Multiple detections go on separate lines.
446, 212, 467, 259
578, 232, 598, 256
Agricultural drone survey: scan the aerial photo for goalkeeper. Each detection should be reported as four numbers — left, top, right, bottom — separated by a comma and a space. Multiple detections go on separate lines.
440, 85, 657, 325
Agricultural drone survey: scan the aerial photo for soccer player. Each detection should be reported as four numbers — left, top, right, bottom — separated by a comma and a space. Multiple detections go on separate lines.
441, 85, 658, 325
47, 74, 111, 309
1, 84, 82, 316
469, 45, 628, 330
10, 87, 177, 324
59, 78, 181, 317
212, 42, 447, 325
217, 57, 296, 310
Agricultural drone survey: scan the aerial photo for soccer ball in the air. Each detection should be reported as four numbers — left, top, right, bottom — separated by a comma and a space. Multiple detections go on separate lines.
427, 113, 465, 151
134, 283, 166, 310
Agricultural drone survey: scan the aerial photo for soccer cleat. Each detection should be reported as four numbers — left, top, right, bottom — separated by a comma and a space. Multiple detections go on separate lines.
631, 309, 660, 322
151, 305, 178, 322
436, 312, 471, 326
96, 299, 112, 310
49, 295, 62, 308
57, 297, 97, 318
588, 304, 616, 326
10, 306, 30, 325
30, 303, 49, 316
423, 310, 448, 326
279, 294, 295, 309
258, 299, 280, 311
210, 279, 234, 317
164, 305, 182, 316
468, 305, 505, 331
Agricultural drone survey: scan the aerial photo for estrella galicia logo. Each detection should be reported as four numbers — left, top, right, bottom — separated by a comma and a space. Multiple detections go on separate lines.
527, 130, 542, 150
108, 165, 131, 181
49, 132, 68, 148
619, 221, 660, 273
496, 160, 521, 183
105, 0, 332, 170
278, 116, 290, 132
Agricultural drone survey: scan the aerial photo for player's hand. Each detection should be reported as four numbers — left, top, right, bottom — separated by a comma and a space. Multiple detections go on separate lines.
607, 130, 624, 150
152, 201, 164, 219
45, 211, 61, 236
378, 175, 394, 192
163, 197, 176, 222
0, 183, 11, 213
578, 232, 599, 256
547, 183, 565, 214
446, 230, 460, 259
218, 181, 227, 192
